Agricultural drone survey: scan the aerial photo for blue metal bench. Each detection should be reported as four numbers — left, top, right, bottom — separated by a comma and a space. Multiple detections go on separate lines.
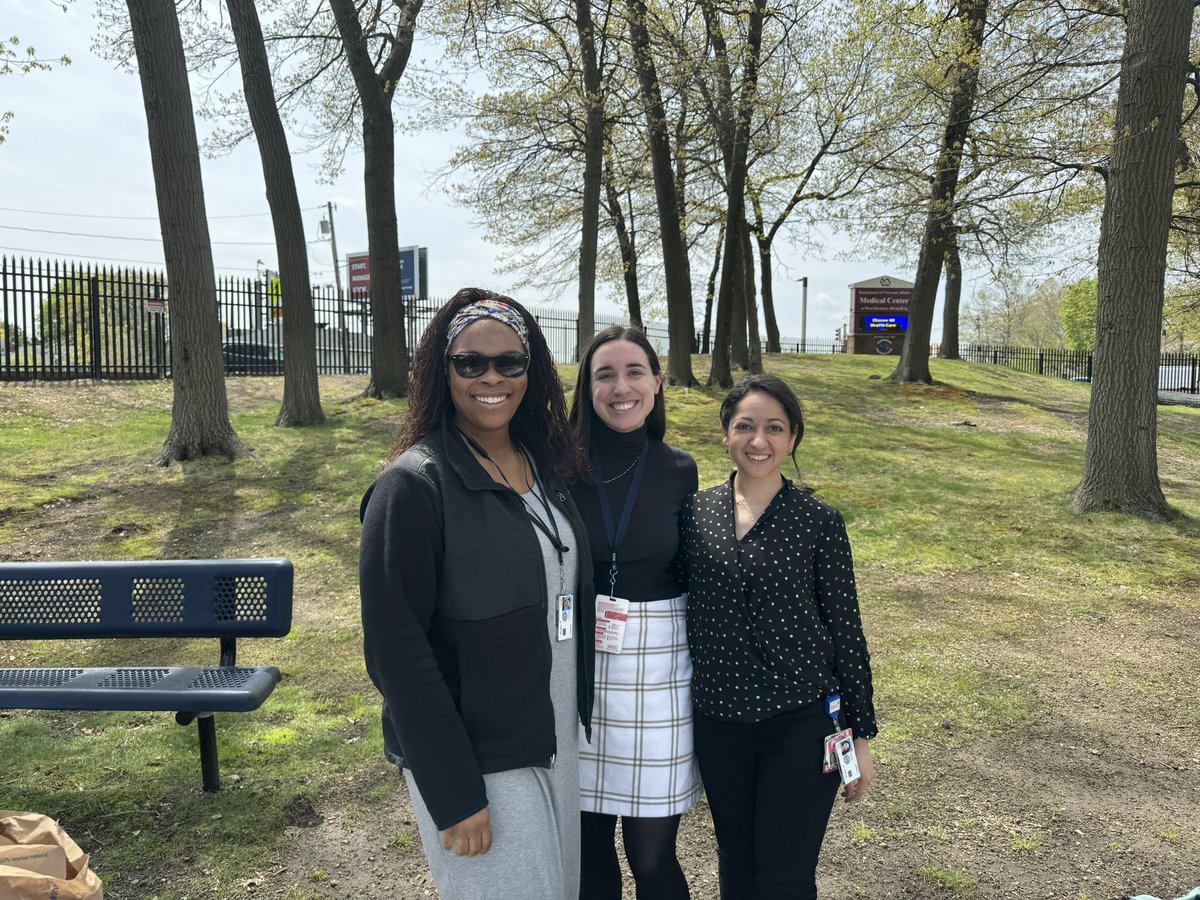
0, 558, 293, 792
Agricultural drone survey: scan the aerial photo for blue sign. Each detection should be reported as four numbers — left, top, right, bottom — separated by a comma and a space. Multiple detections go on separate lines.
864, 315, 908, 331
399, 246, 420, 298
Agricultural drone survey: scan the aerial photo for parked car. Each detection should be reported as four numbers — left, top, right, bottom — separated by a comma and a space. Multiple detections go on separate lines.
222, 342, 283, 375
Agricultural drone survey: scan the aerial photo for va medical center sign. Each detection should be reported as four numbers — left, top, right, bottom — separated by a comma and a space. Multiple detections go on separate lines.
848, 276, 914, 355
347, 246, 427, 301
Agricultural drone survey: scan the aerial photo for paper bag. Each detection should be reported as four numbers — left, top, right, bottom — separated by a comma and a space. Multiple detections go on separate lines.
0, 810, 104, 899
0, 844, 69, 879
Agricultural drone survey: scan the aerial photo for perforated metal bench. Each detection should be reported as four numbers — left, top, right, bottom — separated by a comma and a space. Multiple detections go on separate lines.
0, 558, 293, 791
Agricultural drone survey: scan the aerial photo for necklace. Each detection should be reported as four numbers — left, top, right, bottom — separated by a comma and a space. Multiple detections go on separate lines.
600, 453, 642, 484
735, 496, 771, 522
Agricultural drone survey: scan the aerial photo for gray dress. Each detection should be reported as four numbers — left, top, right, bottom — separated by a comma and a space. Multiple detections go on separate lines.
405, 476, 580, 899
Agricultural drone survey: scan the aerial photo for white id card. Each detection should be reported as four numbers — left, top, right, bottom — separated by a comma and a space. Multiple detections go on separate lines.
594, 594, 630, 653
556, 593, 574, 641
825, 729, 854, 777
834, 734, 861, 786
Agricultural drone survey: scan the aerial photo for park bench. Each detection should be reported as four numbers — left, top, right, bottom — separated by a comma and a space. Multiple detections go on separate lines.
0, 558, 293, 792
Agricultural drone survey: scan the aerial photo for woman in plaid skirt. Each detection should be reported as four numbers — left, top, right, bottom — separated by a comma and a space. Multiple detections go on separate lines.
569, 326, 702, 900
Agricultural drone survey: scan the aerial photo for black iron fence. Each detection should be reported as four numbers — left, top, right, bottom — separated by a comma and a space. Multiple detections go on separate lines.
0, 255, 813, 381
943, 343, 1200, 393
3, 255, 1195, 392
0, 256, 170, 380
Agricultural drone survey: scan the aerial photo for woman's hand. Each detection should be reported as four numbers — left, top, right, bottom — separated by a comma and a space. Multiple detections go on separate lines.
842, 738, 875, 803
439, 807, 493, 856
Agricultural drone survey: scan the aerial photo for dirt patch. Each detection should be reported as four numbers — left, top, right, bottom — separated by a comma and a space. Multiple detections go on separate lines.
255, 574, 1199, 900
280, 795, 323, 829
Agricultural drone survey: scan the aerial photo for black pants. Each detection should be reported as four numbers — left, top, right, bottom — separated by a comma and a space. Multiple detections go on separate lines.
694, 704, 842, 900
579, 811, 689, 900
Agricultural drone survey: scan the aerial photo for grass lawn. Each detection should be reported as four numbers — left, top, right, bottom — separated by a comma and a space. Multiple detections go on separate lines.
0, 354, 1197, 900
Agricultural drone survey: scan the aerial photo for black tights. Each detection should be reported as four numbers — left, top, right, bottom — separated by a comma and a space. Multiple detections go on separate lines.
580, 811, 689, 900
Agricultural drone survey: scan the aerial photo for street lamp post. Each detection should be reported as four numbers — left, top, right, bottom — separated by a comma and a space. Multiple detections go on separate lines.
321, 202, 351, 374
800, 276, 808, 353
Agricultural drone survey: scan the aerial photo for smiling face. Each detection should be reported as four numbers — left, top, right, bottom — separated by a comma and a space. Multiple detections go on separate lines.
589, 339, 663, 433
447, 318, 529, 443
722, 390, 797, 485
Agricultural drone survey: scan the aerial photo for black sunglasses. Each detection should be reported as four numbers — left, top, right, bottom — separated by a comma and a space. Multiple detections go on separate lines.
448, 351, 530, 379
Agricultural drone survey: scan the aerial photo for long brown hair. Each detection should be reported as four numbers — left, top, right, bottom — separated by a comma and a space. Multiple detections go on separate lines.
389, 287, 580, 484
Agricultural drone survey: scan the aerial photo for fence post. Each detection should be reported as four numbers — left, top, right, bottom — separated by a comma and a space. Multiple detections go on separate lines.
1086, 354, 1093, 382
337, 290, 350, 374
1191, 354, 1198, 394
89, 275, 102, 380
1037, 350, 1044, 375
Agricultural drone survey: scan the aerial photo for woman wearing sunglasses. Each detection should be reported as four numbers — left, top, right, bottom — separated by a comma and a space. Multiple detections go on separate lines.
681, 374, 877, 900
569, 327, 701, 900
360, 288, 595, 899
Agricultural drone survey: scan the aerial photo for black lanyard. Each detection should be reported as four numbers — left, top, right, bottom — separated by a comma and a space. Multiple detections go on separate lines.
592, 442, 649, 596
459, 430, 569, 591
522, 473, 569, 594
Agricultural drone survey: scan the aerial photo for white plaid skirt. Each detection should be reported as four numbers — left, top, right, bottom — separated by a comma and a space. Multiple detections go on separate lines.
579, 594, 702, 817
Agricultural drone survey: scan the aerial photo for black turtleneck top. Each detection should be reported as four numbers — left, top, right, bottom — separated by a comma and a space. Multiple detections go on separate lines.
571, 421, 699, 602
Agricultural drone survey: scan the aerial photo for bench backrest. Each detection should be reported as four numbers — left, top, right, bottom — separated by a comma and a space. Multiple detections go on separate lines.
0, 558, 293, 640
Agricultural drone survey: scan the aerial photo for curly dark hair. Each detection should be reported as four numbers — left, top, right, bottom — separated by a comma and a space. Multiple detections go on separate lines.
568, 326, 665, 481
389, 287, 580, 484
719, 373, 805, 475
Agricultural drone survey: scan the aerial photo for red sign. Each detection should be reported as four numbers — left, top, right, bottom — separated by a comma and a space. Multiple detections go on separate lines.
347, 252, 371, 300
853, 287, 912, 317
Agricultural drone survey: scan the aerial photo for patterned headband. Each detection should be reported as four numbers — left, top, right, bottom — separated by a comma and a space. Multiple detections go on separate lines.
445, 298, 530, 352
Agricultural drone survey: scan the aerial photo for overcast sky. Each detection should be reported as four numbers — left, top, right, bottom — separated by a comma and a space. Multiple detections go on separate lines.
2, 0, 940, 345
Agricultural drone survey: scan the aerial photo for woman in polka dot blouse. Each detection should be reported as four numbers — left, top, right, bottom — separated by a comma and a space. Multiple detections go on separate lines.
680, 373, 878, 900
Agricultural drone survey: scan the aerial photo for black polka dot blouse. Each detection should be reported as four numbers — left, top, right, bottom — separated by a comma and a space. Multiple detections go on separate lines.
681, 474, 878, 738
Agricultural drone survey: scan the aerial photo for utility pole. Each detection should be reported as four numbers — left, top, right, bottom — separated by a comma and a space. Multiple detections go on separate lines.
322, 202, 350, 374
800, 276, 808, 353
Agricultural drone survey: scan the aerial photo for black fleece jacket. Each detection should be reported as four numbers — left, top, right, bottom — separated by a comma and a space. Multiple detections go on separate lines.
359, 417, 595, 830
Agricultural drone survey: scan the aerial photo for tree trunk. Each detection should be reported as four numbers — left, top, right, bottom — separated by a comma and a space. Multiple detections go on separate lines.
328, 0, 422, 400
604, 166, 642, 330
731, 260, 748, 371
574, 0, 603, 360
624, 0, 696, 385
705, 0, 767, 388
938, 229, 962, 360
742, 222, 762, 374
891, 0, 988, 384
362, 107, 408, 398
710, 227, 736, 385
673, 102, 700, 354
1073, 0, 1192, 520
702, 0, 736, 387
226, 0, 324, 427
752, 207, 780, 353
702, 224, 723, 355
126, 0, 246, 464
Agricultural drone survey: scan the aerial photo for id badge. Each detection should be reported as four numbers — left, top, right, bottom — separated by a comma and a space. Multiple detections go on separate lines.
823, 727, 853, 775
556, 594, 574, 641
594, 594, 630, 653
834, 732, 861, 786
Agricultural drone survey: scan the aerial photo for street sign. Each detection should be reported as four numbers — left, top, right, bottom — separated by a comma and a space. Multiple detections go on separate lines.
346, 247, 425, 302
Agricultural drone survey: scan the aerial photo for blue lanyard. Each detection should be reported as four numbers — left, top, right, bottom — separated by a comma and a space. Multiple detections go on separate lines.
592, 442, 649, 596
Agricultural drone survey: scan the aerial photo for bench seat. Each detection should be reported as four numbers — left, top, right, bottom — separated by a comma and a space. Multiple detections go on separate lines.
0, 557, 293, 791
0, 665, 282, 713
